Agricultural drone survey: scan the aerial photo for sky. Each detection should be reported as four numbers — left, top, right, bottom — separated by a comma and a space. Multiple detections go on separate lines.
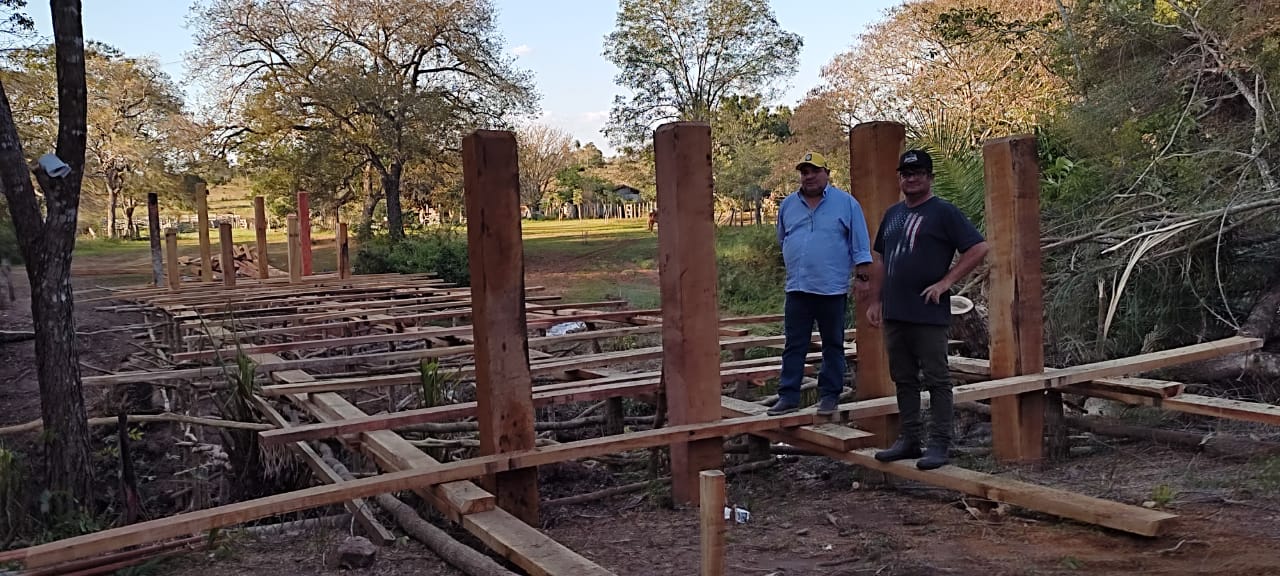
28, 0, 902, 156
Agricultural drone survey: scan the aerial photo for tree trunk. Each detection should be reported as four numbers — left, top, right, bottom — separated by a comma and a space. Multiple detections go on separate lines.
0, 0, 93, 510
106, 185, 119, 239
382, 162, 404, 241
123, 202, 137, 240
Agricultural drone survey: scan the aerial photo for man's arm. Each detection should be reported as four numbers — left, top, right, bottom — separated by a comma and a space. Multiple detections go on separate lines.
920, 241, 989, 304
865, 251, 885, 327
848, 198, 873, 297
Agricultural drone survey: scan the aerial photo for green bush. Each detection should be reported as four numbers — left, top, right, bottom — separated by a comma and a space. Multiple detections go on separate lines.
0, 212, 21, 264
716, 225, 785, 315
354, 227, 470, 286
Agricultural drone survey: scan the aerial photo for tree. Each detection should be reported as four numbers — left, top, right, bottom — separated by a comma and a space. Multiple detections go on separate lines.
515, 123, 573, 213
0, 0, 92, 509
602, 0, 801, 146
191, 0, 537, 241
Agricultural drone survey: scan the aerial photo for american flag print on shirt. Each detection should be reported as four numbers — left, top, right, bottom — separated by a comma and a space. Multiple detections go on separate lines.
885, 211, 924, 278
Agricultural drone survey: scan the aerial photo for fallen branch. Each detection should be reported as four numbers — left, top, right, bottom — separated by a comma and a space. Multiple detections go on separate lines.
0, 330, 34, 344
0, 413, 274, 436
320, 448, 517, 576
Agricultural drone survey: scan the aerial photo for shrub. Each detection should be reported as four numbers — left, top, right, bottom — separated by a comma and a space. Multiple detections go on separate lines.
716, 225, 785, 315
354, 227, 470, 286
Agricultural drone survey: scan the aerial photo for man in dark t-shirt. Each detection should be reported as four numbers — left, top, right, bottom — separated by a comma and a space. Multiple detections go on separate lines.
866, 149, 989, 470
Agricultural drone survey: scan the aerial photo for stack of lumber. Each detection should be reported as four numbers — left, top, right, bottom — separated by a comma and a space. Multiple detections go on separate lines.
179, 245, 285, 278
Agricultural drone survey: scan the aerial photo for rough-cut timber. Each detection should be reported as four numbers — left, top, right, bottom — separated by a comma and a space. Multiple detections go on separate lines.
195, 181, 212, 283
985, 134, 1046, 462
700, 470, 726, 576
287, 214, 301, 284
463, 129, 539, 525
655, 121, 724, 504
254, 195, 269, 280
218, 222, 236, 287
850, 121, 905, 447
338, 222, 351, 279
147, 192, 161, 286
164, 229, 179, 291
297, 191, 312, 276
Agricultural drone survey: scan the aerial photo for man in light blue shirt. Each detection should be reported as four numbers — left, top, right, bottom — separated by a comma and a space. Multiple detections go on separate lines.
769, 151, 874, 416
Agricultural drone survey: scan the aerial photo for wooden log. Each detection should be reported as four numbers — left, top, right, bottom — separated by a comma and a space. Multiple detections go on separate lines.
298, 190, 312, 276
287, 214, 301, 284
147, 192, 162, 286
254, 196, 269, 280
655, 121, 723, 504
463, 129, 539, 525
850, 121, 904, 447
338, 222, 351, 280
195, 181, 213, 283
218, 223, 236, 287
985, 134, 1047, 462
699, 470, 725, 576
164, 229, 180, 291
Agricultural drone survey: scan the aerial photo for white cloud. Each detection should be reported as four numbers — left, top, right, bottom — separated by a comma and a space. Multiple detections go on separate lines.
512, 44, 532, 57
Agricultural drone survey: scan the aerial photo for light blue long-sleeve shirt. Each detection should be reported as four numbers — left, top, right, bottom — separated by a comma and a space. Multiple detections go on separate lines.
776, 184, 874, 295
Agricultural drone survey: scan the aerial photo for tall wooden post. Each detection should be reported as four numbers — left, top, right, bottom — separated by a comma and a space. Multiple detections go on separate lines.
655, 121, 723, 504
287, 214, 301, 284
164, 229, 180, 291
337, 222, 351, 280
218, 222, 236, 287
462, 130, 539, 525
984, 134, 1046, 462
254, 196, 269, 280
147, 193, 162, 286
297, 191, 312, 276
195, 182, 213, 283
850, 121, 906, 447
699, 470, 726, 576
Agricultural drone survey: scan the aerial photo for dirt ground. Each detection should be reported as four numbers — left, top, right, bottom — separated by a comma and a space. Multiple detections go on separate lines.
3, 261, 1280, 576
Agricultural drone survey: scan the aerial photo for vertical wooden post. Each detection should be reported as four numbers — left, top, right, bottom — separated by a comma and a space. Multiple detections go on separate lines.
462, 130, 539, 526
984, 134, 1046, 462
337, 222, 351, 280
850, 121, 906, 447
164, 228, 180, 291
147, 193, 162, 286
195, 182, 213, 283
254, 196, 269, 280
218, 222, 236, 287
287, 214, 301, 284
699, 470, 726, 576
297, 191, 312, 276
655, 121, 723, 504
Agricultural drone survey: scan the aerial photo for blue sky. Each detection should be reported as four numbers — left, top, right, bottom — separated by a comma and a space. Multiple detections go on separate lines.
29, 1, 901, 156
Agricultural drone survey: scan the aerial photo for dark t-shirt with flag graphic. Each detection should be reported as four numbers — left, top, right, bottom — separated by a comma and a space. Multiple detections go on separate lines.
873, 196, 984, 326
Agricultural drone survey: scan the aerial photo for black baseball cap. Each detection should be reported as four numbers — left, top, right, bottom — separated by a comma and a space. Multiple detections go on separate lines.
897, 149, 933, 173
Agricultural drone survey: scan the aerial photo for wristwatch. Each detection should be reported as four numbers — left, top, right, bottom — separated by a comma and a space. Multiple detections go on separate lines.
855, 273, 869, 281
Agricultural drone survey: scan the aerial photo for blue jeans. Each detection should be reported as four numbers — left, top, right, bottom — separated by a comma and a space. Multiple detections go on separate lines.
778, 291, 847, 405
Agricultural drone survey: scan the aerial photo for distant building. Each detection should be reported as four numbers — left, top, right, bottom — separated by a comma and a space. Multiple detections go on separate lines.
612, 185, 642, 202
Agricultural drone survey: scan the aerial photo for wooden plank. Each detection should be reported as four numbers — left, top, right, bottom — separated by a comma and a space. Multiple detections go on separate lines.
298, 191, 312, 276
196, 181, 213, 283
165, 229, 180, 291
1068, 377, 1185, 399
850, 121, 904, 447
751, 428, 1176, 537
655, 121, 723, 504
462, 511, 615, 576
338, 222, 350, 280
985, 134, 1046, 462
254, 196, 269, 280
721, 396, 876, 451
699, 470, 726, 576
148, 192, 162, 286
1160, 394, 1280, 426
287, 214, 301, 284
463, 129, 539, 525
251, 396, 395, 545
219, 222, 236, 288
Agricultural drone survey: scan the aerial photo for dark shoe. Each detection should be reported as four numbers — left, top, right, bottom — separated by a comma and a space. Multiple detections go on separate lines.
873, 437, 922, 462
916, 443, 950, 470
767, 399, 800, 416
815, 396, 839, 416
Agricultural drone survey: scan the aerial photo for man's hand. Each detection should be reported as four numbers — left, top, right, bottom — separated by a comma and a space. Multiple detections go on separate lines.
853, 277, 871, 300
920, 280, 952, 304
866, 301, 883, 328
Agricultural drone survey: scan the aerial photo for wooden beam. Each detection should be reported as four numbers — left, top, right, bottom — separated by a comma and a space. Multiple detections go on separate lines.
147, 192, 162, 286
720, 396, 876, 452
254, 195, 269, 280
218, 222, 236, 288
850, 121, 904, 447
297, 191, 312, 276
655, 121, 724, 504
748, 425, 1177, 537
985, 134, 1047, 462
462, 511, 616, 576
287, 214, 301, 284
195, 181, 213, 283
164, 229, 180, 291
338, 222, 351, 279
699, 470, 726, 576
463, 129, 539, 525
